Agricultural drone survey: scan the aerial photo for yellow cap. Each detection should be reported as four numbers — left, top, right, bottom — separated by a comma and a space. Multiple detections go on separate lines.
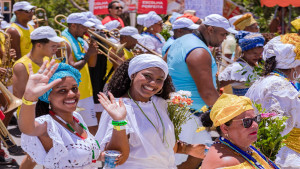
210, 94, 253, 127
291, 18, 300, 30
233, 13, 257, 30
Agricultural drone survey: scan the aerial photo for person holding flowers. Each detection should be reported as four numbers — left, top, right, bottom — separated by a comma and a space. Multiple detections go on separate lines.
200, 93, 280, 169
18, 60, 122, 168
95, 54, 207, 168
246, 34, 300, 169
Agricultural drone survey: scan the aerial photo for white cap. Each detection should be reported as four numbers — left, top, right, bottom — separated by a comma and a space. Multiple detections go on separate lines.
1, 21, 11, 29
119, 26, 143, 40
202, 14, 237, 34
172, 18, 199, 30
82, 11, 97, 19
142, 11, 162, 28
88, 18, 106, 30
229, 15, 243, 28
13, 1, 36, 12
104, 20, 120, 31
30, 26, 65, 42
67, 13, 95, 28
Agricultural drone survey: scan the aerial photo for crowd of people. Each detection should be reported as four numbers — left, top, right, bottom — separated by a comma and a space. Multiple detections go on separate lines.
0, 0, 299, 168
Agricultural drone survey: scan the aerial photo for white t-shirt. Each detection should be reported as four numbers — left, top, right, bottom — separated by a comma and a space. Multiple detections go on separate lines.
95, 95, 177, 169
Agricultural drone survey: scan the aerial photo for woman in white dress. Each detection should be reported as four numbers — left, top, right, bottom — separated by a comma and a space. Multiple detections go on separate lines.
219, 31, 265, 96
19, 61, 120, 169
245, 33, 300, 169
138, 11, 166, 54
95, 54, 207, 169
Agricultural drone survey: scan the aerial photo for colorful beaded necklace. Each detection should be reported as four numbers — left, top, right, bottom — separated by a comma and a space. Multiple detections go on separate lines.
272, 69, 299, 91
49, 110, 100, 163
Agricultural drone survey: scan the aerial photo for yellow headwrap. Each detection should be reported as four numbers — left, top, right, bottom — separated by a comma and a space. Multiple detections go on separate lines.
233, 13, 257, 31
291, 18, 300, 30
210, 94, 253, 127
280, 33, 300, 60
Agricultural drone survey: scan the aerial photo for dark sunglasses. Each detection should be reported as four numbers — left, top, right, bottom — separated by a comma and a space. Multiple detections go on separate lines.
18, 9, 35, 13
233, 115, 261, 128
114, 6, 123, 10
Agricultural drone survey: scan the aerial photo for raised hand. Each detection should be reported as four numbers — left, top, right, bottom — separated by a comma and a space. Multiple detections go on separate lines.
98, 92, 127, 121
23, 59, 62, 102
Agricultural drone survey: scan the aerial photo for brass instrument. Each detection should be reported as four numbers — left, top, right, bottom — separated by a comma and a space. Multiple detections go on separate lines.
0, 31, 14, 86
34, 8, 48, 26
136, 42, 162, 57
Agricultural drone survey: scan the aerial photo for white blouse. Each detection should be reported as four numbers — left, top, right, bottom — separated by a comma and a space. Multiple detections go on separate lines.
218, 60, 254, 89
21, 112, 101, 169
138, 33, 166, 54
95, 95, 176, 169
245, 75, 300, 168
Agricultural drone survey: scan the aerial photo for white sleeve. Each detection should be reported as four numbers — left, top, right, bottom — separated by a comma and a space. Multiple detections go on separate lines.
218, 62, 253, 82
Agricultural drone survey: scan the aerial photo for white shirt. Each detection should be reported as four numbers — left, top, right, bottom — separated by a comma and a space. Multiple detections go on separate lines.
21, 112, 100, 169
245, 75, 300, 168
95, 96, 177, 169
138, 33, 166, 55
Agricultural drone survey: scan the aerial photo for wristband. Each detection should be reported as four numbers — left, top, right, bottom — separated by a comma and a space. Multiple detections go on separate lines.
22, 97, 37, 105
113, 125, 126, 131
112, 120, 127, 126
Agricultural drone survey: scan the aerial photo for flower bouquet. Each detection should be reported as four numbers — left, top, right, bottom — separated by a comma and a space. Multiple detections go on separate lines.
254, 103, 289, 161
168, 90, 193, 140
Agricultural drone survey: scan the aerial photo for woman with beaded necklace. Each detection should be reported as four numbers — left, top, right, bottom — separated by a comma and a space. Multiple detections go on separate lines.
246, 34, 300, 169
18, 60, 121, 168
95, 54, 207, 168
200, 93, 280, 169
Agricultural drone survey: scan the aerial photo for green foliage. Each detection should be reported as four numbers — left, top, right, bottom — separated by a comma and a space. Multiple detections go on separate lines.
232, 0, 300, 33
161, 24, 172, 41
236, 60, 264, 87
253, 103, 289, 161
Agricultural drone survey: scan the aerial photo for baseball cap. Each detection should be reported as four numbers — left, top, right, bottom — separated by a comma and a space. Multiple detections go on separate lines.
119, 26, 143, 40
1, 21, 11, 29
67, 13, 95, 28
31, 26, 65, 42
88, 18, 106, 30
172, 18, 199, 30
202, 14, 237, 34
13, 1, 36, 12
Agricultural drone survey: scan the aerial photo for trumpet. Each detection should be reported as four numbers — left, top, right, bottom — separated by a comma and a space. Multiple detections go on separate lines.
0, 31, 15, 86
136, 42, 162, 57
34, 8, 48, 26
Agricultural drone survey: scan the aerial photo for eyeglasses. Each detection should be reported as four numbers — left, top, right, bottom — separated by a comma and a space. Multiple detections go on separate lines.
18, 9, 35, 13
114, 6, 123, 10
232, 115, 261, 128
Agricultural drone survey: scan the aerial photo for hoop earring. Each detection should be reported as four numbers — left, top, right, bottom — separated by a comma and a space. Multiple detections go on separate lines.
293, 70, 298, 80
224, 133, 229, 138
157, 89, 163, 94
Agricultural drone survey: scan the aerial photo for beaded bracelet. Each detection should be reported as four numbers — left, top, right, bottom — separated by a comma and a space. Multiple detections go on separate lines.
112, 120, 127, 126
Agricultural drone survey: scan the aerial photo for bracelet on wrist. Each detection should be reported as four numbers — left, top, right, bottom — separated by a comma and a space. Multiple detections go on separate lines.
113, 125, 126, 131
22, 97, 37, 105
112, 120, 127, 126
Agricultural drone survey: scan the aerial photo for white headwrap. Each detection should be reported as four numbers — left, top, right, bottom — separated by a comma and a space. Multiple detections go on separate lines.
128, 54, 168, 80
263, 36, 300, 69
137, 14, 147, 25
104, 20, 120, 31
141, 11, 162, 28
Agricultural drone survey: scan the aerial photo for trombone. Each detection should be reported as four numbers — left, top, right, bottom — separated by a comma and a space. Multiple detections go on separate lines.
54, 14, 125, 65
34, 8, 48, 26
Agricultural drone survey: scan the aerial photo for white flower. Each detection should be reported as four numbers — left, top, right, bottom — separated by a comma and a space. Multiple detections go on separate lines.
169, 92, 181, 99
177, 90, 192, 97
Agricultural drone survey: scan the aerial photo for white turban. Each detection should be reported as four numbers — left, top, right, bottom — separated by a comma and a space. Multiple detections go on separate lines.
141, 11, 162, 28
263, 36, 300, 69
137, 14, 147, 25
128, 54, 169, 80
104, 20, 120, 31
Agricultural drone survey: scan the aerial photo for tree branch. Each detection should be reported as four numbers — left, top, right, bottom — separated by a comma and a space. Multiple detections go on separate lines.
67, 0, 87, 11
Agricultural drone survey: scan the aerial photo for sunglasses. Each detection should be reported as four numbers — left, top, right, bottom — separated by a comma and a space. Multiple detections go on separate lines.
232, 115, 261, 128
114, 6, 123, 10
18, 9, 35, 13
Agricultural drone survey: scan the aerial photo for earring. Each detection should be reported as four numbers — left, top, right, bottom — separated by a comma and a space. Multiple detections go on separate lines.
225, 133, 229, 138
293, 70, 299, 80
49, 103, 51, 110
150, 27, 153, 31
157, 89, 163, 94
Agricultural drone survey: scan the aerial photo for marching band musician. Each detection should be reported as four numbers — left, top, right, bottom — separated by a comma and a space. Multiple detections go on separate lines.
6, 1, 36, 60
61, 13, 99, 135
138, 11, 165, 55
104, 20, 122, 44
12, 26, 65, 169
162, 18, 200, 59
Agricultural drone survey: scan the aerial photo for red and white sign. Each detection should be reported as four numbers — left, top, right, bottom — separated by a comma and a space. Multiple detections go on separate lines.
92, 0, 111, 15
137, 0, 167, 14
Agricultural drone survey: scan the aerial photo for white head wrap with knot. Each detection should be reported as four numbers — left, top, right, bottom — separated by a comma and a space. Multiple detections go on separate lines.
141, 11, 162, 28
128, 54, 168, 80
263, 36, 300, 69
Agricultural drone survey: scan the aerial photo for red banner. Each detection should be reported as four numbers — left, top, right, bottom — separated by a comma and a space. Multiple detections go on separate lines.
137, 0, 167, 14
223, 0, 242, 19
93, 0, 112, 15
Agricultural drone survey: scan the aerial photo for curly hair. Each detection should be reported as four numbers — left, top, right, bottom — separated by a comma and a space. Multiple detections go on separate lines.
262, 56, 277, 76
107, 59, 175, 100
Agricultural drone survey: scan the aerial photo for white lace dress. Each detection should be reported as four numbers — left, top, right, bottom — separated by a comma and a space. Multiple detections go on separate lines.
219, 60, 254, 96
21, 112, 101, 169
95, 95, 177, 169
245, 75, 300, 168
